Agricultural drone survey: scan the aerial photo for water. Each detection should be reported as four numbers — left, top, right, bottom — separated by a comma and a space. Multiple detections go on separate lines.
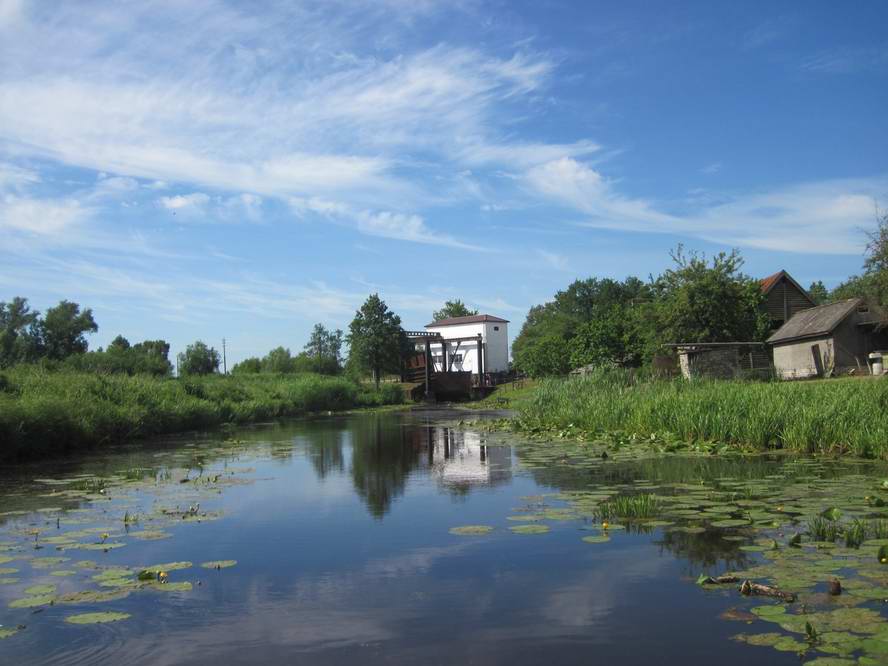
0, 409, 884, 665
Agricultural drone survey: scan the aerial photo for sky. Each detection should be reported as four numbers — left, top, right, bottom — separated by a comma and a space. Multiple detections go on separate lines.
1, 0, 887, 365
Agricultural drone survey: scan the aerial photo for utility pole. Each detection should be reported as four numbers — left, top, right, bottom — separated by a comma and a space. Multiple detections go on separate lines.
222, 338, 227, 375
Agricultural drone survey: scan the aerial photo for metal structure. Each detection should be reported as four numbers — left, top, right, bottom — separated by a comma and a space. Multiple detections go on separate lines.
403, 331, 487, 400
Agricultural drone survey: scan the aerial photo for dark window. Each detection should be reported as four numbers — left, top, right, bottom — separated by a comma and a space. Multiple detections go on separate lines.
493, 326, 499, 331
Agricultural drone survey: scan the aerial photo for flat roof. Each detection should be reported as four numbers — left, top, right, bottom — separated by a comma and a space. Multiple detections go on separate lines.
425, 314, 509, 328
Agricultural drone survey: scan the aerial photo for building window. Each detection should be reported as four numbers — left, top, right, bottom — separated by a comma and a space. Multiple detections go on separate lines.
452, 354, 463, 363
493, 326, 499, 331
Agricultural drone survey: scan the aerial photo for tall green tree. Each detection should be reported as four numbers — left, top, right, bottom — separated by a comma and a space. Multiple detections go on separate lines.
263, 346, 294, 373
347, 294, 406, 388
652, 246, 768, 344
304, 323, 344, 374
432, 300, 478, 322
177, 340, 220, 376
863, 209, 888, 306
0, 297, 39, 368
512, 277, 651, 376
807, 281, 829, 305
40, 300, 98, 360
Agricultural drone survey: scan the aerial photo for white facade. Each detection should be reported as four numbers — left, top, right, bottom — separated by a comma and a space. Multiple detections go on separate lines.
423, 316, 509, 374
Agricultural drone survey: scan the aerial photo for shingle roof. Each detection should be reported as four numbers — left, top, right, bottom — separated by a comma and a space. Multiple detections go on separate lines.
759, 270, 814, 305
425, 314, 509, 328
767, 299, 860, 345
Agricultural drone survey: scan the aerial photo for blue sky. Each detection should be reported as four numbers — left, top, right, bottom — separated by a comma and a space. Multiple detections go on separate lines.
1, 0, 886, 365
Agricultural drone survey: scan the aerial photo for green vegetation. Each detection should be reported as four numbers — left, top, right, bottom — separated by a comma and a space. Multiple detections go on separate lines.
234, 324, 343, 376
0, 367, 403, 460
432, 299, 477, 322
346, 293, 407, 388
462, 379, 539, 410
514, 369, 888, 457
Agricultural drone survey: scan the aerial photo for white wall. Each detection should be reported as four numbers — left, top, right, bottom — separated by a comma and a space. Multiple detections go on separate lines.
424, 320, 510, 374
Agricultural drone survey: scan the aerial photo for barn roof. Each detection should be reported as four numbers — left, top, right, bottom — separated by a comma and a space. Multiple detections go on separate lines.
760, 269, 814, 304
425, 314, 509, 328
767, 299, 860, 345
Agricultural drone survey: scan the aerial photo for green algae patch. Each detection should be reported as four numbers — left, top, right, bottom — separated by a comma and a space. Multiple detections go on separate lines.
65, 612, 131, 625
509, 524, 550, 535
449, 526, 494, 536
201, 560, 237, 570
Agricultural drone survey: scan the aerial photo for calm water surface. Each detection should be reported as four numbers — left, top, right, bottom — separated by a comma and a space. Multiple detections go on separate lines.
0, 409, 876, 665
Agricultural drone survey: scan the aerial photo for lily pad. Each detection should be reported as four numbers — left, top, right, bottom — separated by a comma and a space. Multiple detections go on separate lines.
65, 611, 131, 625
509, 524, 550, 535
9, 594, 55, 609
0, 626, 22, 639
200, 560, 237, 569
449, 526, 494, 536
581, 535, 610, 544
24, 584, 56, 596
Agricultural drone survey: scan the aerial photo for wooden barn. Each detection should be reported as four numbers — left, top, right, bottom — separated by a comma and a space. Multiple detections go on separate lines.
768, 298, 888, 379
760, 270, 816, 331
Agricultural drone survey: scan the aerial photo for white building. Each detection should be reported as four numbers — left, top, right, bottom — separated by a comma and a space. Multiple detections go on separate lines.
423, 314, 509, 375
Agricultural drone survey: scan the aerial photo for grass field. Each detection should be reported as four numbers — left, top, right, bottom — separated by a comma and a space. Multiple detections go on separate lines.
0, 367, 404, 460
514, 369, 888, 458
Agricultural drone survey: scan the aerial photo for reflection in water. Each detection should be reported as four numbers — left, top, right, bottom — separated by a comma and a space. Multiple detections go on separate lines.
0, 411, 859, 666
347, 417, 513, 517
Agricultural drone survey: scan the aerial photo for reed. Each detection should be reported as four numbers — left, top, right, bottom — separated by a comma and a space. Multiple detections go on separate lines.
0, 366, 403, 460
516, 368, 888, 457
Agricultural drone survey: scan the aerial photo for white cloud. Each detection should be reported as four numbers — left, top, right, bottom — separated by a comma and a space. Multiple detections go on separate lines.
700, 162, 722, 175
158, 192, 210, 211
290, 197, 484, 250
0, 194, 88, 235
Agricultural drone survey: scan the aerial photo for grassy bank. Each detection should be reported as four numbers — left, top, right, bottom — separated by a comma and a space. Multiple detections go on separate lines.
0, 367, 404, 460
516, 370, 888, 457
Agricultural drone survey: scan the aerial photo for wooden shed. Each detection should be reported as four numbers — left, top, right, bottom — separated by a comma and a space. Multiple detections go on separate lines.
767, 298, 888, 379
760, 270, 816, 332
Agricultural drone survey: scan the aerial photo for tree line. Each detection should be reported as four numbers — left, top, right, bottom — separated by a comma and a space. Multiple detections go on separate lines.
0, 292, 480, 385
512, 210, 888, 376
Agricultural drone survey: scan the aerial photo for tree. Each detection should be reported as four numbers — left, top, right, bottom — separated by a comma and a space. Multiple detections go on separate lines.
863, 209, 888, 306
108, 335, 131, 352
304, 323, 344, 374
808, 281, 829, 305
652, 246, 768, 345
263, 346, 294, 373
0, 297, 39, 368
177, 340, 220, 376
40, 300, 98, 360
232, 357, 262, 374
511, 277, 652, 376
347, 294, 406, 388
432, 300, 478, 322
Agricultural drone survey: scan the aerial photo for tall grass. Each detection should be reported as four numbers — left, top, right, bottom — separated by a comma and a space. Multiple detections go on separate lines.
517, 368, 888, 457
0, 367, 403, 460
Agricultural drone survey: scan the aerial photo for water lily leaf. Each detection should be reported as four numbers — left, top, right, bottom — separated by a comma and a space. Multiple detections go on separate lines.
129, 531, 172, 541
751, 605, 787, 618
0, 568, 17, 575
509, 524, 550, 535
30, 557, 69, 569
711, 519, 751, 528
9, 595, 55, 609
581, 535, 610, 544
140, 561, 192, 573
449, 526, 494, 536
24, 584, 56, 596
821, 507, 842, 521
879, 545, 888, 564
0, 578, 19, 585
200, 560, 237, 569
145, 581, 192, 592
65, 612, 131, 625
0, 626, 22, 639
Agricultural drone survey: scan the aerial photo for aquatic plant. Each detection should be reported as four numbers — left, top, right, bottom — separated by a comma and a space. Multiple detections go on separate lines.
0, 369, 404, 460
597, 494, 662, 520
807, 516, 840, 542
515, 371, 888, 457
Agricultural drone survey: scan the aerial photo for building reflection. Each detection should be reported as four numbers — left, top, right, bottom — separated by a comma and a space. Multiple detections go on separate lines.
419, 425, 512, 495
